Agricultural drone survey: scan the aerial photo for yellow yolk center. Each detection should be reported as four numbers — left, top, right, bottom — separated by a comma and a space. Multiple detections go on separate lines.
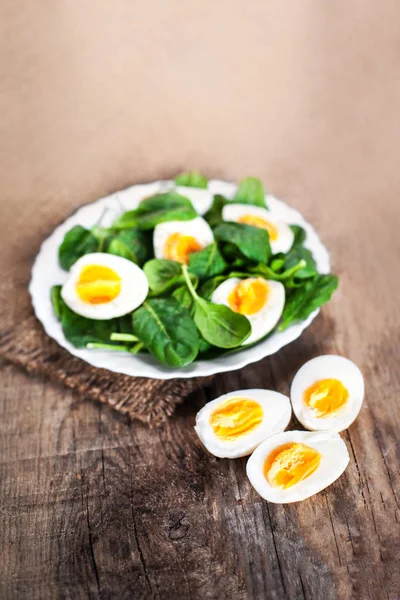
303, 378, 349, 418
228, 278, 269, 316
265, 443, 321, 489
209, 397, 264, 441
238, 214, 279, 241
76, 265, 121, 304
164, 232, 203, 264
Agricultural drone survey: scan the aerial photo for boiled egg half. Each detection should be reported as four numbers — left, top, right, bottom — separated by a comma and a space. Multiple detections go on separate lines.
61, 253, 148, 320
153, 217, 214, 265
175, 185, 213, 216
222, 203, 294, 255
195, 390, 292, 458
247, 430, 349, 503
211, 277, 285, 345
290, 355, 364, 432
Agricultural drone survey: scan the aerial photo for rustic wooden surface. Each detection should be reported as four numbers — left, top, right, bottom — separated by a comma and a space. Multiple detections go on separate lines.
1, 1, 400, 598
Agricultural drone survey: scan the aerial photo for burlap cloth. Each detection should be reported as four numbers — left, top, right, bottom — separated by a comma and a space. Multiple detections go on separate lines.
0, 199, 213, 425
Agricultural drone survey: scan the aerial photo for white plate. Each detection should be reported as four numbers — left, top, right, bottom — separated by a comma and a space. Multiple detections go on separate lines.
30, 180, 330, 380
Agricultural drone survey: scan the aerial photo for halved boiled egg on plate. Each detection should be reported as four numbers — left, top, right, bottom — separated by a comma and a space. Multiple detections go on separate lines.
222, 203, 294, 255
211, 277, 285, 345
247, 430, 349, 503
290, 355, 364, 432
175, 186, 213, 216
61, 253, 148, 320
153, 217, 214, 264
195, 389, 292, 458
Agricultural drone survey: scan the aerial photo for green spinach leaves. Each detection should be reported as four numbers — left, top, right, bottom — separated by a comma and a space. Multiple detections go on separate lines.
58, 226, 99, 270
132, 298, 199, 367
107, 229, 150, 265
52, 173, 339, 368
232, 177, 267, 208
113, 192, 197, 230
188, 243, 227, 280
214, 222, 271, 264
279, 275, 338, 331
174, 171, 208, 189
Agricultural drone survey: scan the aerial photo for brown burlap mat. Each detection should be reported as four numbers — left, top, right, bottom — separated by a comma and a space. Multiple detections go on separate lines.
0, 306, 213, 425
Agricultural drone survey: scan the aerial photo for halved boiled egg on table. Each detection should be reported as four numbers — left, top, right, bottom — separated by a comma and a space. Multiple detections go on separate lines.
222, 203, 294, 255
153, 217, 214, 264
61, 253, 148, 319
246, 430, 349, 503
195, 389, 292, 458
211, 277, 285, 344
290, 355, 365, 432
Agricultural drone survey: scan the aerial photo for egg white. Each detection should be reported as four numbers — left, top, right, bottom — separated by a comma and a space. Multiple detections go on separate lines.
222, 203, 294, 255
175, 185, 213, 216
211, 278, 285, 345
195, 389, 292, 458
246, 430, 349, 503
61, 253, 149, 320
290, 355, 364, 433
153, 217, 214, 260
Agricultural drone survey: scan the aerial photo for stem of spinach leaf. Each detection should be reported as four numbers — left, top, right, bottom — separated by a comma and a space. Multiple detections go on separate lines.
130, 342, 144, 354
110, 332, 139, 342
249, 259, 307, 281
86, 342, 131, 352
182, 264, 200, 301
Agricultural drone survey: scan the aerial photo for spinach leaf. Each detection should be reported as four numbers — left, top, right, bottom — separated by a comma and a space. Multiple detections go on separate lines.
279, 274, 338, 331
174, 171, 208, 189
50, 285, 133, 348
198, 276, 227, 300
278, 225, 318, 281
132, 298, 199, 367
188, 243, 227, 280
91, 226, 110, 251
204, 194, 227, 227
284, 246, 318, 281
50, 285, 64, 319
62, 304, 120, 347
214, 222, 271, 264
143, 259, 182, 295
182, 266, 251, 348
198, 337, 213, 354
112, 192, 197, 231
290, 225, 307, 247
107, 229, 150, 265
144, 258, 198, 296
117, 313, 136, 334
58, 225, 99, 270
172, 285, 194, 313
232, 177, 267, 208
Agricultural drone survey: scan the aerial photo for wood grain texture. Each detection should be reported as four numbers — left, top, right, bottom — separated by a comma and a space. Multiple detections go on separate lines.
1, 0, 400, 598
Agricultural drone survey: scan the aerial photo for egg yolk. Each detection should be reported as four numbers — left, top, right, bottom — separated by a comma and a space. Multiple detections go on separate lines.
228, 278, 269, 316
209, 397, 264, 441
238, 215, 279, 241
164, 233, 203, 264
264, 442, 321, 489
76, 265, 121, 304
303, 378, 349, 418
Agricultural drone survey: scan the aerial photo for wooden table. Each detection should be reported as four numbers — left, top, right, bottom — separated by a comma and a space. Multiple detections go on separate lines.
1, 2, 400, 598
